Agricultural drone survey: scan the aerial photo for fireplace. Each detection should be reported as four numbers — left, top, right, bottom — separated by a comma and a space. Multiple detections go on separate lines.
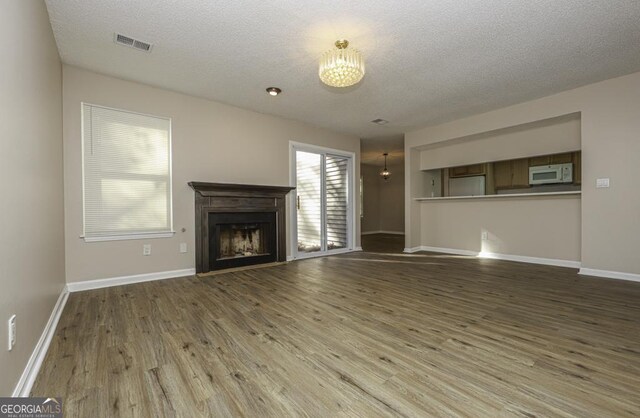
189, 182, 294, 273
209, 212, 277, 270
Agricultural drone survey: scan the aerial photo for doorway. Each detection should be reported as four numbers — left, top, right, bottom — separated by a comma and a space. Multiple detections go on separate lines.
290, 142, 355, 259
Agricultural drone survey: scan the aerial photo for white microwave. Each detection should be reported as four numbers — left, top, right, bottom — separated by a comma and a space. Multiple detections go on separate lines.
529, 163, 573, 185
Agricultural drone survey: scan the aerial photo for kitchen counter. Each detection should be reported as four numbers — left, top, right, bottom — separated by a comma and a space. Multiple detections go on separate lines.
415, 191, 581, 201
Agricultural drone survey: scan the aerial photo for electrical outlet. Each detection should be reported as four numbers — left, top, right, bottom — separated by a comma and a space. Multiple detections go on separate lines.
179, 243, 187, 253
596, 178, 610, 188
143, 244, 151, 256
8, 315, 16, 351
481, 231, 489, 241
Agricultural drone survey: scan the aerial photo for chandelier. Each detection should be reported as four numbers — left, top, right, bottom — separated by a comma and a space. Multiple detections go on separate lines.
319, 40, 365, 88
380, 153, 391, 180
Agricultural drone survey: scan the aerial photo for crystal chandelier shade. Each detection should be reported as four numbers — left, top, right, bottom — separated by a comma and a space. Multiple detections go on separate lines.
319, 40, 365, 88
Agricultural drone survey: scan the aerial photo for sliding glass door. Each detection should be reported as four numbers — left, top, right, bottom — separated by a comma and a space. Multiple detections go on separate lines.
293, 145, 353, 258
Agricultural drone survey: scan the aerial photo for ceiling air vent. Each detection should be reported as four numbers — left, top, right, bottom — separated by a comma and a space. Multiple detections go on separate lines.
114, 33, 153, 52
371, 118, 389, 125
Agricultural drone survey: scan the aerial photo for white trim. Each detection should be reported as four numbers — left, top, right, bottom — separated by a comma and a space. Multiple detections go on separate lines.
478, 251, 581, 268
66, 268, 196, 292
418, 245, 478, 257
354, 246, 363, 251
289, 141, 357, 260
403, 246, 423, 253
82, 231, 175, 242
12, 287, 69, 397
579, 268, 640, 283
403, 245, 580, 268
361, 230, 405, 236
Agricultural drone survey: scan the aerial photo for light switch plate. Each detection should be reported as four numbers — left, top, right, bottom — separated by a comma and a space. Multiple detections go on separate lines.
179, 243, 187, 253
143, 244, 151, 256
596, 178, 610, 188
8, 315, 16, 351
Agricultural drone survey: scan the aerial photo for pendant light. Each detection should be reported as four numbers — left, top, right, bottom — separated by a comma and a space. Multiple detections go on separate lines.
380, 153, 391, 180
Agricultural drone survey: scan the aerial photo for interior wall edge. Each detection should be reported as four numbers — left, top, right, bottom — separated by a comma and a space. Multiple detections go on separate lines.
12, 288, 69, 397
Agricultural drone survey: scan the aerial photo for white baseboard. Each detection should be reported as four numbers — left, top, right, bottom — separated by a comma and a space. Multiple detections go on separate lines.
403, 245, 580, 268
362, 230, 405, 236
12, 286, 69, 397
578, 268, 640, 283
66, 268, 196, 292
478, 251, 581, 269
354, 246, 363, 251
419, 245, 478, 257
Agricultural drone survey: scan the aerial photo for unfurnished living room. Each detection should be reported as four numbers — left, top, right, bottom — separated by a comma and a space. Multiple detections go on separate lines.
2, 1, 640, 416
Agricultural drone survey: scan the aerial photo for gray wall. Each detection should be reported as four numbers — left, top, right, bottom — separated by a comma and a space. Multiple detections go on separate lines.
361, 164, 381, 233
0, 1, 65, 395
361, 162, 405, 234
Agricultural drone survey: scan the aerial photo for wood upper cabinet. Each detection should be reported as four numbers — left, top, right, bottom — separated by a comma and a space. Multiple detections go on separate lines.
449, 163, 485, 178
551, 153, 573, 164
511, 158, 530, 188
493, 160, 512, 189
529, 152, 573, 167
528, 155, 551, 167
493, 159, 530, 189
573, 151, 581, 184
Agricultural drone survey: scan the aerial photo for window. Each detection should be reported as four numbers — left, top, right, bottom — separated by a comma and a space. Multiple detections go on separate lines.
82, 103, 173, 241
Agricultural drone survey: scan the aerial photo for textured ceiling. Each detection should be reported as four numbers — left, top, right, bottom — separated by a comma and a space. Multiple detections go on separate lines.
45, 0, 640, 138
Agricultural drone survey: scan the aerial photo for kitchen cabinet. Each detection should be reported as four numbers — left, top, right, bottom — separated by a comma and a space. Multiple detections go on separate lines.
449, 163, 485, 178
493, 160, 512, 189
493, 159, 530, 189
573, 152, 581, 184
551, 153, 573, 164
529, 152, 572, 167
529, 152, 573, 167
512, 158, 530, 188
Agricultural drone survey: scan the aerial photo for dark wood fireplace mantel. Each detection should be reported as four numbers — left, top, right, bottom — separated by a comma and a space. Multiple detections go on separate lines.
188, 182, 294, 273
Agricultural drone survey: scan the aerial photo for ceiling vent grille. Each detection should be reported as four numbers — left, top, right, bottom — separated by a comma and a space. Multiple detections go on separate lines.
114, 33, 152, 52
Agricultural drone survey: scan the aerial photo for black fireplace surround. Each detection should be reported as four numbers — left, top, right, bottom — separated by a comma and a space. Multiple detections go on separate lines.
189, 182, 294, 273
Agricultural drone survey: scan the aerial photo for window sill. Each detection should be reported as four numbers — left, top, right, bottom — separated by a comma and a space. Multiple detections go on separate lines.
81, 231, 175, 242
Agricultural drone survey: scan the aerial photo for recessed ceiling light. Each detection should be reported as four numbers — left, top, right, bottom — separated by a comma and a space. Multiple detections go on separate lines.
371, 118, 389, 125
266, 87, 282, 96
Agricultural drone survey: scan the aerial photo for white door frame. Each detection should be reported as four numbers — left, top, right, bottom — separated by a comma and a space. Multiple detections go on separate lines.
289, 141, 357, 260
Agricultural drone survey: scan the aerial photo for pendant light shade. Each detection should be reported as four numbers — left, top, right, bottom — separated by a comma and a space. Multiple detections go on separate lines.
319, 40, 365, 88
380, 153, 391, 180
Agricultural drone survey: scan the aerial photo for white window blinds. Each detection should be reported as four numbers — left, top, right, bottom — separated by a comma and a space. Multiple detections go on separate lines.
82, 104, 173, 240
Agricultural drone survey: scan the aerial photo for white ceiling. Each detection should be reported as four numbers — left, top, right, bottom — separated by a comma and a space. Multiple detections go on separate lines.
45, 0, 640, 138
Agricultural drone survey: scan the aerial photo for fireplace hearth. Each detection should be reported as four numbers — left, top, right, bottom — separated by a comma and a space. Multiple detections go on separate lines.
189, 182, 294, 273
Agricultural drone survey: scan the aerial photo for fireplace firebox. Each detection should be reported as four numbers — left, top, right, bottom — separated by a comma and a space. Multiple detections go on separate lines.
189, 182, 294, 273
209, 212, 277, 270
